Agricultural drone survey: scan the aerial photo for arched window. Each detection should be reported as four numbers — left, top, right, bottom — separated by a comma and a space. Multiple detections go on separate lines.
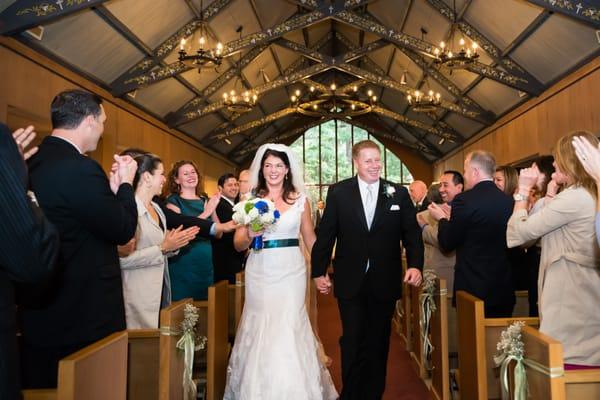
290, 119, 414, 203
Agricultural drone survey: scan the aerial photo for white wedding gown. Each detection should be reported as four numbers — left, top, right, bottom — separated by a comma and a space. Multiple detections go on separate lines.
224, 194, 338, 400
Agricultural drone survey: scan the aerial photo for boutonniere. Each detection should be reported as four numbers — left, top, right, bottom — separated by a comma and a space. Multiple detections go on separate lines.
383, 183, 396, 198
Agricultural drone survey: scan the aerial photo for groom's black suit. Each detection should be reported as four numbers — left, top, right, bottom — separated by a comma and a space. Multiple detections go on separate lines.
312, 177, 423, 399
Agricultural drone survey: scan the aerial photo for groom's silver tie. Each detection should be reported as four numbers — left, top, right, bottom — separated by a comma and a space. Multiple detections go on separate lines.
366, 184, 375, 228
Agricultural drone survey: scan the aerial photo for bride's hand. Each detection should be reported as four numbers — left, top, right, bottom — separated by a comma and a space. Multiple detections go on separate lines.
247, 228, 264, 239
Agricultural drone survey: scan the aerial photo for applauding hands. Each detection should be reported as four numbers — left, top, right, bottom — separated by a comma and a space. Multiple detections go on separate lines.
160, 225, 200, 253
109, 154, 138, 194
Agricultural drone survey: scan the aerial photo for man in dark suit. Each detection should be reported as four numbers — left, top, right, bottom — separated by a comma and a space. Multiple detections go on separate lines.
312, 140, 423, 400
429, 150, 515, 317
314, 199, 325, 234
21, 90, 139, 388
211, 173, 244, 283
0, 124, 59, 400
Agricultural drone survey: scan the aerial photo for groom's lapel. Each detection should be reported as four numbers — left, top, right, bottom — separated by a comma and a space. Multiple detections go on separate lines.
370, 179, 388, 231
350, 177, 369, 231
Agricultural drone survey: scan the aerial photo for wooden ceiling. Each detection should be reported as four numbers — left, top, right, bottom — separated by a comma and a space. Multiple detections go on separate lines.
1, 0, 599, 164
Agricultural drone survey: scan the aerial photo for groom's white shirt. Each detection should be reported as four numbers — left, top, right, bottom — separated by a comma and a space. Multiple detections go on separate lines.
357, 176, 380, 272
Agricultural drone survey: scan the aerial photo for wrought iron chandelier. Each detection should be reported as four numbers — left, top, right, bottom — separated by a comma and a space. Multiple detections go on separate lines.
290, 83, 377, 118
221, 27, 258, 114
406, 77, 442, 112
178, 0, 224, 70
431, 0, 479, 69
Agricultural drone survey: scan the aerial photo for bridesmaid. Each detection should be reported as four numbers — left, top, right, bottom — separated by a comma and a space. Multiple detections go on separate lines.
165, 160, 220, 300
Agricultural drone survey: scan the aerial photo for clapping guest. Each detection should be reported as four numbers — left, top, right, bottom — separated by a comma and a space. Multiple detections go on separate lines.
120, 154, 199, 328
507, 131, 600, 367
21, 89, 138, 388
166, 161, 220, 300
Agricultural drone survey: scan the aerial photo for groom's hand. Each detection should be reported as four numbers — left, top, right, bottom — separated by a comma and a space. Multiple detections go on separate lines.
404, 268, 422, 287
314, 275, 332, 294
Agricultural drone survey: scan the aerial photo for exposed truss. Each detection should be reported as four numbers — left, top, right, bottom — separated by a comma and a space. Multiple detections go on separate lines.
0, 0, 110, 35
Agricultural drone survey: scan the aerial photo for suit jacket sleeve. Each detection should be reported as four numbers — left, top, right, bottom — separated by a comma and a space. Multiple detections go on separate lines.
0, 127, 59, 283
311, 184, 339, 278
398, 185, 424, 270
437, 195, 469, 252
69, 159, 138, 245
157, 196, 213, 238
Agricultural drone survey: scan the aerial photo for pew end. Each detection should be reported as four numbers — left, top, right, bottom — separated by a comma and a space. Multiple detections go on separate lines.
127, 329, 160, 400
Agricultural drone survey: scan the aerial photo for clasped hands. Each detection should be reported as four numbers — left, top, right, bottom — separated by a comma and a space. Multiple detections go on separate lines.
109, 154, 138, 194
313, 267, 422, 295
427, 203, 451, 222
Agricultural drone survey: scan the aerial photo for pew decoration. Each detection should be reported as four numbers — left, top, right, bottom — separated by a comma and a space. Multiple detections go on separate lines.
419, 269, 437, 371
175, 303, 208, 400
494, 321, 527, 400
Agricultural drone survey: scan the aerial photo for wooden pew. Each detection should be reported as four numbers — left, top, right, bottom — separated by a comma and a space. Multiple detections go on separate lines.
429, 278, 450, 400
158, 281, 229, 400
409, 283, 427, 379
159, 298, 191, 400
227, 271, 245, 340
395, 258, 412, 351
198, 280, 229, 400
22, 331, 128, 400
520, 325, 600, 399
127, 329, 160, 400
455, 291, 539, 400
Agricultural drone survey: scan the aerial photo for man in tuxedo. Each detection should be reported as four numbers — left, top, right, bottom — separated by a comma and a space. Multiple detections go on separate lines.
409, 180, 429, 211
0, 124, 59, 400
21, 89, 139, 388
211, 173, 244, 283
429, 151, 515, 317
312, 140, 423, 400
314, 199, 325, 234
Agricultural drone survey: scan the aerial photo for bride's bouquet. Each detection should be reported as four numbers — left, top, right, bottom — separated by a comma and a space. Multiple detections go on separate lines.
232, 198, 280, 251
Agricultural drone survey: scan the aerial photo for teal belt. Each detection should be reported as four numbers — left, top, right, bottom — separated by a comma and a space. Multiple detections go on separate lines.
262, 239, 299, 249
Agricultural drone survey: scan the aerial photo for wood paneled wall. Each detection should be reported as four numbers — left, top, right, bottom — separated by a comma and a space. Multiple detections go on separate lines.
434, 58, 600, 179
0, 38, 235, 195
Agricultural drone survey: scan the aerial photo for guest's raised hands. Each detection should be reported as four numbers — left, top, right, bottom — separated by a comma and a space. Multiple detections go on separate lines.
518, 166, 539, 191
114, 154, 137, 184
428, 202, 450, 221
204, 192, 221, 214
546, 179, 559, 198
215, 220, 238, 235
12, 125, 38, 160
160, 225, 200, 253
572, 136, 600, 182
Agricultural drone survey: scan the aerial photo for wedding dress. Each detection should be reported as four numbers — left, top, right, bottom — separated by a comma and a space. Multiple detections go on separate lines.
224, 194, 338, 400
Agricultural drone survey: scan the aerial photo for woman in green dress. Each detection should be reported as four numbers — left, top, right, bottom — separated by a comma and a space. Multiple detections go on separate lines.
165, 160, 220, 300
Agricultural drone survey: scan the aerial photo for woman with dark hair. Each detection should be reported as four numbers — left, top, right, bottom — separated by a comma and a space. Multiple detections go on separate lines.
522, 155, 556, 316
224, 144, 337, 399
165, 160, 220, 300
494, 165, 518, 196
119, 154, 199, 328
507, 131, 600, 368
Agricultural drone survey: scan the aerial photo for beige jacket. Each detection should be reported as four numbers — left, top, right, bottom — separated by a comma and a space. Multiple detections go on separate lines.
419, 210, 456, 293
120, 198, 172, 329
507, 186, 600, 365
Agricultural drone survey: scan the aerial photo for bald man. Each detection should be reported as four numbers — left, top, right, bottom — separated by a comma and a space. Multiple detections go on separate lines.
238, 169, 251, 200
409, 180, 429, 212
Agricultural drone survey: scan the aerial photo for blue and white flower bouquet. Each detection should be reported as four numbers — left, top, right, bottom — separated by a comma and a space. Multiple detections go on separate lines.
232, 198, 280, 250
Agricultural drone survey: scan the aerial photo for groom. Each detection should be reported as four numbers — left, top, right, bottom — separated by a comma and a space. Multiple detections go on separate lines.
312, 140, 423, 399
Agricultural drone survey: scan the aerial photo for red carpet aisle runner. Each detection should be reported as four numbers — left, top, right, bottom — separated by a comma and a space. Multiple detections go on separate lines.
317, 290, 431, 399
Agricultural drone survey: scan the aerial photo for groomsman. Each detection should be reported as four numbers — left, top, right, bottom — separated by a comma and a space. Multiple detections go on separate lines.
314, 199, 325, 234
21, 90, 139, 388
312, 140, 423, 400
212, 173, 245, 283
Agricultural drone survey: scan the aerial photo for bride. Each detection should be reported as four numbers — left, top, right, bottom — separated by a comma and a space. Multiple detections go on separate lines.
224, 144, 338, 399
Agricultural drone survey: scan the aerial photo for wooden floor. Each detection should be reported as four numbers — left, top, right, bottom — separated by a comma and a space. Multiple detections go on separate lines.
317, 289, 432, 399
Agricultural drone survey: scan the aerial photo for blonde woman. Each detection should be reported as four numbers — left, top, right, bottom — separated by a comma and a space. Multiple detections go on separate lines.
507, 131, 600, 368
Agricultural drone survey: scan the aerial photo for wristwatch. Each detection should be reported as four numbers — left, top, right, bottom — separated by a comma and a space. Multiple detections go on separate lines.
513, 193, 528, 202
